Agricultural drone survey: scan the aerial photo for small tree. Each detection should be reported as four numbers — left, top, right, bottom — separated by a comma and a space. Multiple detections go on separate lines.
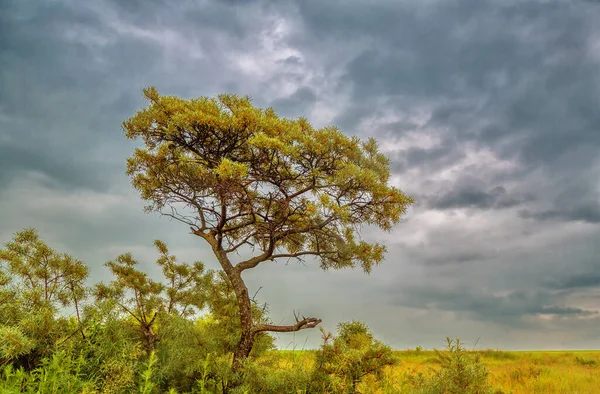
95, 240, 210, 356
403, 338, 499, 394
123, 87, 414, 368
313, 321, 399, 393
0, 228, 88, 367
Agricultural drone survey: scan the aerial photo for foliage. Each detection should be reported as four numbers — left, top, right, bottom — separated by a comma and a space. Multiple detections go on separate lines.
0, 351, 96, 394
312, 321, 399, 393
81, 305, 143, 393
94, 239, 211, 356
123, 87, 413, 273
0, 325, 35, 366
122, 87, 414, 367
402, 337, 500, 394
574, 356, 596, 366
199, 271, 275, 356
235, 353, 313, 394
0, 228, 88, 369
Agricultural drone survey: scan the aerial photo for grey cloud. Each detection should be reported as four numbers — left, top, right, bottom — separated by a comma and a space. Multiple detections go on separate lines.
280, 55, 303, 67
543, 270, 600, 290
270, 87, 317, 118
395, 287, 597, 325
0, 143, 113, 192
422, 251, 486, 266
519, 201, 600, 224
294, 0, 600, 223
430, 184, 525, 210
0, 0, 264, 193
3, 0, 600, 350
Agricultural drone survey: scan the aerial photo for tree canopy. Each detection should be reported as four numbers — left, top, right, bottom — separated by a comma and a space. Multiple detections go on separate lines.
124, 87, 413, 273
123, 86, 414, 370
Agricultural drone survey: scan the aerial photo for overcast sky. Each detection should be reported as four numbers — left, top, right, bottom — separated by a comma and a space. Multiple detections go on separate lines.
2, 0, 600, 350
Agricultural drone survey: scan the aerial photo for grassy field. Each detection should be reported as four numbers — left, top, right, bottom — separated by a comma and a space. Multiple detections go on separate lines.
268, 349, 600, 393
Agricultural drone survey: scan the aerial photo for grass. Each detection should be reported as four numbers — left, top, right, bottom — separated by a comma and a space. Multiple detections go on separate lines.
263, 349, 600, 394
399, 349, 600, 394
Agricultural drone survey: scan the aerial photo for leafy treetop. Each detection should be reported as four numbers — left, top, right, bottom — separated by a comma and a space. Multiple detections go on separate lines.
123, 87, 414, 273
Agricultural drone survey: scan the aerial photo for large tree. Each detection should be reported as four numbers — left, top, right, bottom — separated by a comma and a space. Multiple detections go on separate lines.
123, 87, 413, 368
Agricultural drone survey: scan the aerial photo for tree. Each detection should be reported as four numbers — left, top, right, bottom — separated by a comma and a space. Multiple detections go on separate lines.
95, 240, 210, 356
122, 87, 414, 369
0, 228, 88, 367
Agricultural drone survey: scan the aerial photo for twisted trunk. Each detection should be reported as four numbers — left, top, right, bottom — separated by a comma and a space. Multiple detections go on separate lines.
201, 230, 322, 390
228, 270, 256, 370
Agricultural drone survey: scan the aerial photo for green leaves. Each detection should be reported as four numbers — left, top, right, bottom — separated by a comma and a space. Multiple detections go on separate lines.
0, 228, 88, 310
95, 240, 212, 355
313, 321, 399, 393
0, 229, 90, 367
123, 88, 414, 273
0, 325, 35, 363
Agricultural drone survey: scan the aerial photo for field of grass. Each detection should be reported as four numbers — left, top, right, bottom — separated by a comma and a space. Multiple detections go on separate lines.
268, 348, 600, 393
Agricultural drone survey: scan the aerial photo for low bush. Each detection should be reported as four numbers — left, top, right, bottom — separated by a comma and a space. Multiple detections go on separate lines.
574, 356, 597, 367
402, 337, 504, 394
311, 320, 399, 394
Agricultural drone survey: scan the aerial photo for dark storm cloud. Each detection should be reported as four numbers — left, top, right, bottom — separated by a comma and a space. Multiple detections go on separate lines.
429, 183, 528, 211
519, 203, 600, 224
294, 0, 600, 224
0, 143, 107, 191
545, 273, 600, 290
3, 0, 600, 349
270, 87, 317, 118
395, 287, 597, 325
0, 0, 267, 192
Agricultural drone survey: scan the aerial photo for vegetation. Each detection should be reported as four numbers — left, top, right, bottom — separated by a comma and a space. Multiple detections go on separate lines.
122, 87, 414, 372
1, 92, 591, 393
2, 228, 599, 393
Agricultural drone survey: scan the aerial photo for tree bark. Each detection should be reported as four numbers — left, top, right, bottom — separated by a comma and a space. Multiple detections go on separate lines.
143, 326, 157, 357
201, 231, 322, 387
228, 270, 255, 371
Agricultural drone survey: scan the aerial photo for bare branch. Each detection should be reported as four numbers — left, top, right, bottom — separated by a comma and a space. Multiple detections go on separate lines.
224, 230, 259, 253
270, 250, 335, 260
252, 312, 322, 334
250, 286, 262, 303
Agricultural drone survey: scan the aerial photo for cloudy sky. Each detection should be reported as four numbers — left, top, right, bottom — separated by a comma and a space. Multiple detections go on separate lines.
2, 0, 600, 350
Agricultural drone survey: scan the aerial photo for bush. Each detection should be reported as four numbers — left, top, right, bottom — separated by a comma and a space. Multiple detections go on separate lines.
236, 352, 313, 394
0, 351, 96, 394
575, 356, 597, 367
403, 337, 503, 394
311, 321, 399, 394
0, 325, 35, 364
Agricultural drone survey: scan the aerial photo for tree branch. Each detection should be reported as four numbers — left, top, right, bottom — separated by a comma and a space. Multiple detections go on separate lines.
224, 230, 259, 253
252, 311, 321, 333
234, 217, 338, 272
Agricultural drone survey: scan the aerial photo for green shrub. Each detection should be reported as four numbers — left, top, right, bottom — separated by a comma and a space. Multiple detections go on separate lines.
311, 321, 399, 394
0, 325, 34, 364
575, 356, 597, 367
0, 351, 96, 394
403, 337, 502, 394
236, 353, 312, 394
478, 349, 518, 361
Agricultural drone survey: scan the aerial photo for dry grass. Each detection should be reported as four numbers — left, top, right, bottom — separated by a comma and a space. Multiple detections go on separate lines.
269, 349, 600, 393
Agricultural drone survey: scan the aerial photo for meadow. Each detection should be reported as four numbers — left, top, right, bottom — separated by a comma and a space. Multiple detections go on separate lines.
263, 348, 600, 394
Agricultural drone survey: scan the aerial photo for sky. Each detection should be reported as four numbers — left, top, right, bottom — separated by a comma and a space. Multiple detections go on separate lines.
1, 0, 600, 350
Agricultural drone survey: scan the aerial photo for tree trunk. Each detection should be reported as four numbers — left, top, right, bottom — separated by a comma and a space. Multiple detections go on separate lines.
227, 270, 255, 371
143, 326, 157, 357
208, 241, 321, 392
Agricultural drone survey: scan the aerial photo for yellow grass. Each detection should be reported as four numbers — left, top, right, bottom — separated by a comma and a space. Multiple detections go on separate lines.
268, 349, 600, 393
